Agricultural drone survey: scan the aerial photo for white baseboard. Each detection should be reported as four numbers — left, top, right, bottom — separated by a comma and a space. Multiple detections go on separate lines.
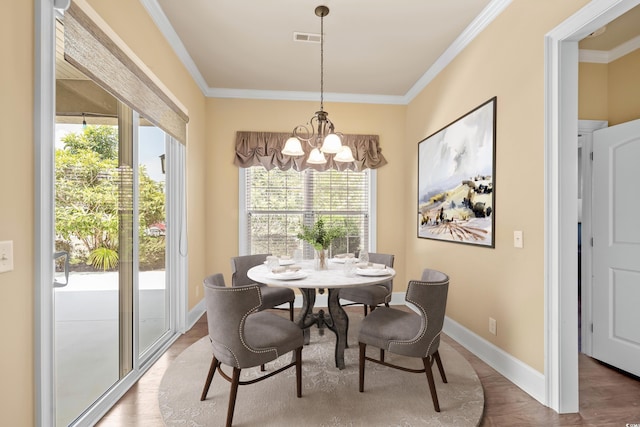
443, 315, 546, 405
186, 298, 206, 330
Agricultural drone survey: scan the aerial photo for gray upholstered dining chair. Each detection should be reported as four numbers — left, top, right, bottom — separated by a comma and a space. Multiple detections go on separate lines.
340, 252, 395, 316
231, 254, 295, 320
200, 273, 304, 427
358, 268, 449, 412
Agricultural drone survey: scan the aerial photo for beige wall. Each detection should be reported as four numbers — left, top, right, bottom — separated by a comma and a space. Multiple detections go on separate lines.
579, 62, 608, 120
3, 0, 603, 424
0, 1, 35, 424
404, 0, 588, 372
204, 98, 407, 293
608, 48, 640, 125
579, 49, 640, 124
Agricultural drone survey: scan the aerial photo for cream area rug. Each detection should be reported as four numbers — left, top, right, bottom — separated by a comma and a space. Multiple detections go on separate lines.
159, 314, 484, 426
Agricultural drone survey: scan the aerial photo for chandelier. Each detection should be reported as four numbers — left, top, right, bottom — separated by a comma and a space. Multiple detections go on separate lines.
281, 5, 355, 165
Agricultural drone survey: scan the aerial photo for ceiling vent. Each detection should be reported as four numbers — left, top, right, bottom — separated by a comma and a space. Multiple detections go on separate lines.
293, 32, 321, 43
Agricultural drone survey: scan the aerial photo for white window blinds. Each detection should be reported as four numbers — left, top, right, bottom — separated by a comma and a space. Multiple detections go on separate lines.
244, 167, 370, 258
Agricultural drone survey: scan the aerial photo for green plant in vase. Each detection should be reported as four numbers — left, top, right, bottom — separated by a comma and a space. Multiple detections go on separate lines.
297, 217, 346, 270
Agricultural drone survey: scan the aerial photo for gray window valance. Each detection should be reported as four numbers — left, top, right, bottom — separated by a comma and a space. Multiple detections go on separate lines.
234, 131, 387, 171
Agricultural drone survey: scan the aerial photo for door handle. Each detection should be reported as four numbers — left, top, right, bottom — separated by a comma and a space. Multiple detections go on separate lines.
54, 251, 70, 288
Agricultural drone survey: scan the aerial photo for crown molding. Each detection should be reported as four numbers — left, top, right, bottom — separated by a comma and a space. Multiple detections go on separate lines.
206, 87, 406, 105
140, 0, 210, 95
145, 0, 511, 105
579, 49, 610, 63
403, 0, 513, 103
579, 34, 640, 63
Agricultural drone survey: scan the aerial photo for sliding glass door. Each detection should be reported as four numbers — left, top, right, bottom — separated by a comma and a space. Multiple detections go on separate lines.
53, 113, 125, 425
136, 120, 170, 357
51, 15, 181, 425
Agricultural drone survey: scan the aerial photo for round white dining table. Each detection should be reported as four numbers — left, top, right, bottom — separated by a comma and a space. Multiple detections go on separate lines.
247, 259, 396, 370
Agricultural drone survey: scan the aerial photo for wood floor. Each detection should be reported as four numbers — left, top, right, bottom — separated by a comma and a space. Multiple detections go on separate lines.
97, 310, 640, 426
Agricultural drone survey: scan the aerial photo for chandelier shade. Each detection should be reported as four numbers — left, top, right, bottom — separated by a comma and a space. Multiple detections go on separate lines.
334, 145, 355, 163
320, 132, 342, 153
307, 148, 327, 165
282, 5, 351, 168
282, 136, 305, 156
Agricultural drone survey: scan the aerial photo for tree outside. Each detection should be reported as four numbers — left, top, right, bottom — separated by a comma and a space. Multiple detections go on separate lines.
55, 125, 166, 272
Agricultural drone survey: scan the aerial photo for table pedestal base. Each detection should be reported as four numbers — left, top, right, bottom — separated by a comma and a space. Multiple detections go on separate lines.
295, 288, 349, 370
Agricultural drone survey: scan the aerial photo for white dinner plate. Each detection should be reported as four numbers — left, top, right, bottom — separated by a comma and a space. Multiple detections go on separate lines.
330, 258, 347, 263
267, 271, 308, 280
264, 259, 296, 266
356, 268, 391, 276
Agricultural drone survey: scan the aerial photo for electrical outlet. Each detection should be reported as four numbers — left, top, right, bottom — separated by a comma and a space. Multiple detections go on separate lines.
0, 241, 14, 273
489, 317, 497, 335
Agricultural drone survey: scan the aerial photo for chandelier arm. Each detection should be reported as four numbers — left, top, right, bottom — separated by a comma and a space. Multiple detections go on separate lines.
292, 124, 313, 143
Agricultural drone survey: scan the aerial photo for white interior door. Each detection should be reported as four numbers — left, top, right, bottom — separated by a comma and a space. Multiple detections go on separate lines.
592, 119, 640, 376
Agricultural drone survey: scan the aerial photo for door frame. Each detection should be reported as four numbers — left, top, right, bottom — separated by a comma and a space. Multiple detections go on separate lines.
544, 0, 640, 413
34, 1, 188, 424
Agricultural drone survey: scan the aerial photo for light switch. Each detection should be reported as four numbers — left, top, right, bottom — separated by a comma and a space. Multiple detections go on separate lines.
0, 240, 14, 273
513, 231, 523, 248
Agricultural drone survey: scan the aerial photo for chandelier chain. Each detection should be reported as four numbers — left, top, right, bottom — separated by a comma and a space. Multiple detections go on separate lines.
320, 10, 324, 112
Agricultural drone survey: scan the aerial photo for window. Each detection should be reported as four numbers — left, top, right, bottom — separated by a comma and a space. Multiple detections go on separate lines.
241, 167, 375, 258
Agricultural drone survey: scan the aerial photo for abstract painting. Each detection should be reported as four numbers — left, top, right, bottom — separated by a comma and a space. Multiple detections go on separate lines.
418, 97, 496, 247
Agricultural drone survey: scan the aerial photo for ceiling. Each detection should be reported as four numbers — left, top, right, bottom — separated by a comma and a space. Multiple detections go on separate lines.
57, 1, 640, 110
148, 0, 495, 103
145, 0, 640, 104
578, 4, 640, 51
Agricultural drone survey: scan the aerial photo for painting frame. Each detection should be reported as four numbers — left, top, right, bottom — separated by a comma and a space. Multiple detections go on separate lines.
417, 97, 496, 248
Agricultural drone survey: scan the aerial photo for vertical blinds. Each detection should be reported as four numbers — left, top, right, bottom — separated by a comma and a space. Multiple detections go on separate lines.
64, 1, 189, 144
245, 167, 370, 258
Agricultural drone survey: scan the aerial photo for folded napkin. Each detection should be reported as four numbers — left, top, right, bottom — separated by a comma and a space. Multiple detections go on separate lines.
334, 253, 355, 259
272, 265, 302, 274
355, 262, 386, 269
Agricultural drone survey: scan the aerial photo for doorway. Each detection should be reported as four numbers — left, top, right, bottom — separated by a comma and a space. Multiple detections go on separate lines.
545, 0, 640, 414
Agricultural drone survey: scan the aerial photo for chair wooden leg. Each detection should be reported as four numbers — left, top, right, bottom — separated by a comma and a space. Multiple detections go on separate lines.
260, 364, 265, 371
363, 305, 368, 316
359, 342, 366, 392
289, 301, 294, 321
200, 356, 218, 401
380, 348, 385, 362
434, 350, 447, 383
295, 347, 302, 398
226, 367, 241, 427
422, 357, 440, 412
